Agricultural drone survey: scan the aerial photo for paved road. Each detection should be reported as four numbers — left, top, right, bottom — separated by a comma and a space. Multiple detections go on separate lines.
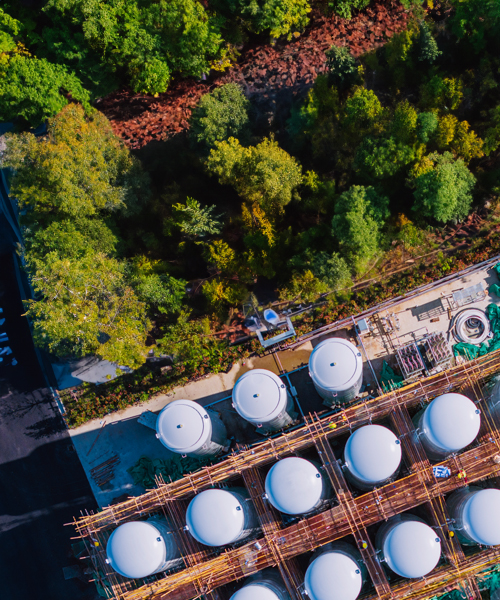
0, 253, 99, 600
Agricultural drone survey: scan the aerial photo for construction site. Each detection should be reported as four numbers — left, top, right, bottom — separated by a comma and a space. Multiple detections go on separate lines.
69, 256, 500, 600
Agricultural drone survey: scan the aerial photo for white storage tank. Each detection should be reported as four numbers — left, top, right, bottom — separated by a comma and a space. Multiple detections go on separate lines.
230, 569, 291, 600
232, 369, 296, 432
376, 515, 441, 579
304, 542, 365, 600
106, 518, 180, 579
446, 487, 500, 546
308, 338, 363, 405
265, 457, 331, 515
156, 399, 228, 458
186, 488, 259, 547
414, 393, 481, 461
343, 424, 402, 491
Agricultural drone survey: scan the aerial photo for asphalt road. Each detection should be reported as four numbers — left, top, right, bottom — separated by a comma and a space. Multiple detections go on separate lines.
0, 253, 99, 600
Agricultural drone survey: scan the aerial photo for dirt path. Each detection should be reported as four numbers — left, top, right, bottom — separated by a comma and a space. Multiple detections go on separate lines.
98, 0, 411, 149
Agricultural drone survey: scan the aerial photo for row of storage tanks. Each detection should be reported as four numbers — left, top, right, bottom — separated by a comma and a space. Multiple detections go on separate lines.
154, 337, 364, 458
106, 385, 500, 599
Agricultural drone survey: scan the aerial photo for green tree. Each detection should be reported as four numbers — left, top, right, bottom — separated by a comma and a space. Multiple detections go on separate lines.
278, 270, 328, 303
172, 197, 223, 238
206, 136, 303, 210
26, 250, 149, 367
0, 52, 90, 127
417, 22, 441, 64
190, 83, 251, 153
216, 0, 310, 40
325, 45, 358, 90
289, 249, 351, 290
25, 218, 118, 261
43, 0, 223, 95
341, 87, 385, 145
328, 0, 370, 19
391, 100, 418, 145
416, 111, 438, 143
411, 152, 476, 223
3, 104, 149, 226
134, 273, 186, 313
419, 75, 464, 111
484, 105, 500, 155
332, 185, 389, 274
354, 136, 415, 180
449, 0, 500, 52
158, 309, 229, 371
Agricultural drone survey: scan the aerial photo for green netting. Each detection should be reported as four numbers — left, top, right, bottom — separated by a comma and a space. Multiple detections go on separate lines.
127, 455, 212, 489
489, 284, 500, 297
93, 568, 114, 598
454, 302, 500, 360
428, 564, 500, 600
379, 360, 405, 393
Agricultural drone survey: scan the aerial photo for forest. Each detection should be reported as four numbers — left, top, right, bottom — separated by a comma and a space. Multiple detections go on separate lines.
1, 0, 500, 375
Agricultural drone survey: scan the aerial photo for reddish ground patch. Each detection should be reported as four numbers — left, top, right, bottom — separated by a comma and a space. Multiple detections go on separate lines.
98, 0, 411, 149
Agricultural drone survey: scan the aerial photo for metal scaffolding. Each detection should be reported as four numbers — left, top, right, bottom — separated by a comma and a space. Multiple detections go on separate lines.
71, 349, 500, 600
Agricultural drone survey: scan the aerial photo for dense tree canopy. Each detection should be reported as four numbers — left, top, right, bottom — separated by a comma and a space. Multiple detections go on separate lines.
3, 0, 500, 378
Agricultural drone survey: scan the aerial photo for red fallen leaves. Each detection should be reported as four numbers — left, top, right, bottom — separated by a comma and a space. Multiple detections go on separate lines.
99, 0, 411, 149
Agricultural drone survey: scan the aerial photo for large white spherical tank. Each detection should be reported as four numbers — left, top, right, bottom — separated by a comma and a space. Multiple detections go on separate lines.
230, 569, 291, 600
186, 488, 259, 547
376, 515, 441, 579
446, 487, 500, 546
304, 543, 365, 600
343, 425, 402, 490
232, 369, 296, 432
156, 400, 228, 458
415, 393, 481, 461
106, 519, 180, 579
308, 338, 363, 405
265, 457, 330, 515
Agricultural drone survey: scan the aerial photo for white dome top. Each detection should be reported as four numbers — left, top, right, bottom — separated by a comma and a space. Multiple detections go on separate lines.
383, 520, 441, 578
186, 489, 246, 546
156, 400, 210, 453
265, 457, 324, 515
106, 521, 166, 579
232, 369, 287, 422
309, 338, 363, 392
305, 552, 363, 600
463, 489, 500, 545
344, 425, 402, 484
230, 583, 281, 600
422, 393, 480, 452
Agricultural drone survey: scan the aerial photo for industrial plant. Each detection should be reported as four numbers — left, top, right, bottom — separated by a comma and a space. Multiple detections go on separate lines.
70, 257, 500, 600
